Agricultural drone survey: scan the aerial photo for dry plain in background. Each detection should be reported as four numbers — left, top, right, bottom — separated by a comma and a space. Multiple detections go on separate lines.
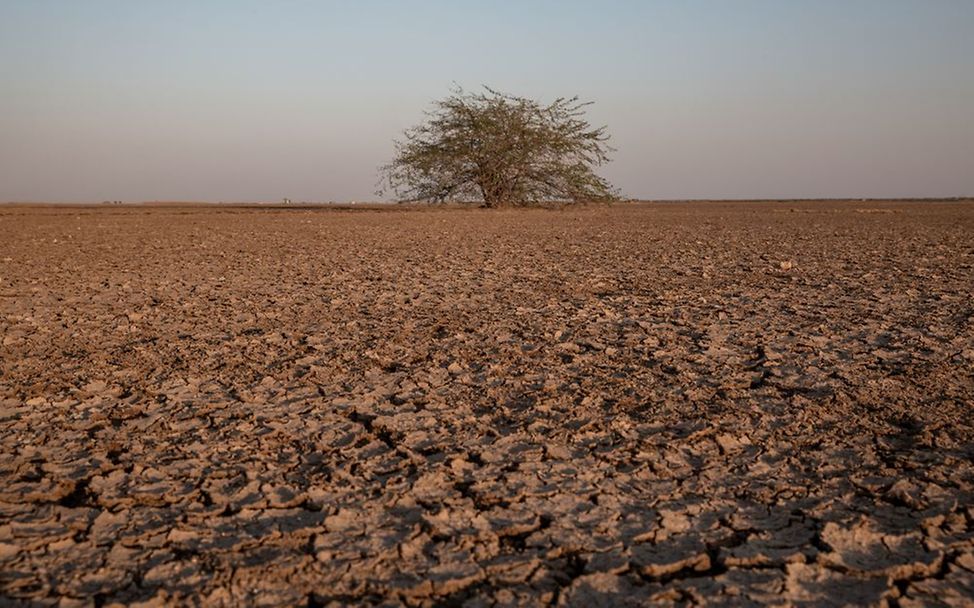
1, 201, 973, 606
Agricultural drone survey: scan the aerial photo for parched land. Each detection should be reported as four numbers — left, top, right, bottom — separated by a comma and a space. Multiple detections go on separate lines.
1, 201, 972, 606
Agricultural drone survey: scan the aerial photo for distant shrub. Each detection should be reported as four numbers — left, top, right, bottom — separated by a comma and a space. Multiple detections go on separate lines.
379, 87, 620, 207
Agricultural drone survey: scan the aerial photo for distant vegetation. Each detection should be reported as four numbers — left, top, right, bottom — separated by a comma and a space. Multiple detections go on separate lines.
379, 87, 619, 207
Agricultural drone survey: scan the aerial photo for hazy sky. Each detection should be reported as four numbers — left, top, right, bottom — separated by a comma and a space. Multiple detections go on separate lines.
1, 0, 972, 202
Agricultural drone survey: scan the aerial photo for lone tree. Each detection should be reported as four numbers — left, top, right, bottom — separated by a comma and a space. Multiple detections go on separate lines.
379, 87, 619, 207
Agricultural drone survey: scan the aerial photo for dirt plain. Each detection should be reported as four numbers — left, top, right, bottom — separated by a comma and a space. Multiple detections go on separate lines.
1, 201, 973, 607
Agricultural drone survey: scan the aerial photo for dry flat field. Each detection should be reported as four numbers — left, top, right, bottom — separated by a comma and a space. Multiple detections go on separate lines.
1, 202, 973, 606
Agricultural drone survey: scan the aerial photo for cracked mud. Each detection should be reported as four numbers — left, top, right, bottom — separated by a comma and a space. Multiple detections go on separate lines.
1, 201, 973, 606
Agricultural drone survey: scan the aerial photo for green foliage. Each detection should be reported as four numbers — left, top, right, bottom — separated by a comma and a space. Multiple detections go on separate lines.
379, 87, 620, 207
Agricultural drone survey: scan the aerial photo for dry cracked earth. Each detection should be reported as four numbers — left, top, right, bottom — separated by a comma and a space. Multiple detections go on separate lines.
1, 201, 973, 607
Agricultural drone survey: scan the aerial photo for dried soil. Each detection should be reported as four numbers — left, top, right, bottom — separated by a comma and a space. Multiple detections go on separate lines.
1, 201, 973, 606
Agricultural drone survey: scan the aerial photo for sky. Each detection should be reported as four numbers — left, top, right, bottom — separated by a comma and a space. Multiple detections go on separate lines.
1, 0, 972, 202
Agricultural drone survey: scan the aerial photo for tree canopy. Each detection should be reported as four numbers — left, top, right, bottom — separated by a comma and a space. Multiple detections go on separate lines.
379, 87, 619, 207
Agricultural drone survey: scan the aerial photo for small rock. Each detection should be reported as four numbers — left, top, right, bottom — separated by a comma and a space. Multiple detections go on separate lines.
715, 433, 744, 454
0, 542, 20, 560
83, 380, 108, 394
166, 529, 200, 544
659, 510, 691, 533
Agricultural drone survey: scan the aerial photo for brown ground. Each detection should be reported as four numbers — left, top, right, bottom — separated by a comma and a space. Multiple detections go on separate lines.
1, 201, 973, 607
